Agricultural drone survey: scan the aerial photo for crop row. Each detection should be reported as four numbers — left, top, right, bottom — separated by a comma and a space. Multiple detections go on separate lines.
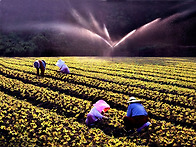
6, 57, 196, 94
121, 118, 196, 146
9, 57, 196, 90
59, 61, 196, 90
0, 89, 195, 146
1, 57, 195, 146
0, 67, 195, 129
64, 60, 196, 84
0, 73, 129, 134
0, 61, 195, 108
8, 57, 196, 83
164, 59, 196, 70
0, 91, 135, 147
40, 57, 196, 78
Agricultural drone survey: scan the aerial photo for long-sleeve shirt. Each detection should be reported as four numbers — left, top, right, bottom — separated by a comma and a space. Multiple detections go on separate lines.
60, 64, 70, 74
88, 107, 104, 121
126, 103, 148, 117
37, 60, 46, 76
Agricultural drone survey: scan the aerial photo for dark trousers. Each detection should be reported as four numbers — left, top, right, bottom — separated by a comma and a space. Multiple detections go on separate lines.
123, 115, 148, 131
36, 60, 46, 76
36, 68, 45, 76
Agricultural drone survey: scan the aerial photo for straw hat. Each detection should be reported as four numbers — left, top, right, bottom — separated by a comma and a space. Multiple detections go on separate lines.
56, 59, 65, 68
127, 96, 141, 103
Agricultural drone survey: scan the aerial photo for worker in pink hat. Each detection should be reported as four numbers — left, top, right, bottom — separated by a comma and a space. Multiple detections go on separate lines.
123, 97, 149, 133
56, 59, 70, 74
33, 60, 46, 76
86, 100, 110, 126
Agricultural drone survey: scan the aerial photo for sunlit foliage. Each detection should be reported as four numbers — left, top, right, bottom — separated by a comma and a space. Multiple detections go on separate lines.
0, 57, 195, 146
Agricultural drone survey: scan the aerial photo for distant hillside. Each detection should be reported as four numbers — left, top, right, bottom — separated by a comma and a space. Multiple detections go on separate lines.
0, 0, 195, 56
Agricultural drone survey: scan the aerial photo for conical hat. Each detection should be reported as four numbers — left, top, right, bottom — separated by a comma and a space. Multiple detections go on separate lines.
56, 59, 65, 68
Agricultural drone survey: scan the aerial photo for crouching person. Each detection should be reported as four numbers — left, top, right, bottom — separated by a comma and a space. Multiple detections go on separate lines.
86, 100, 110, 126
56, 59, 70, 74
33, 60, 46, 76
123, 97, 149, 133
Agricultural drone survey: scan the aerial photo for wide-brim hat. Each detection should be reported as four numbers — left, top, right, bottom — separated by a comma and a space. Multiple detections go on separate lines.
127, 96, 141, 103
56, 59, 65, 68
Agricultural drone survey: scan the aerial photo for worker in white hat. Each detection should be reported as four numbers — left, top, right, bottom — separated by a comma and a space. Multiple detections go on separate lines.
33, 60, 46, 76
123, 96, 149, 133
56, 59, 70, 74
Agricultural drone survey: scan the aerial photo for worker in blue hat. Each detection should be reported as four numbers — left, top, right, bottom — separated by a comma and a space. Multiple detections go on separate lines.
33, 60, 46, 76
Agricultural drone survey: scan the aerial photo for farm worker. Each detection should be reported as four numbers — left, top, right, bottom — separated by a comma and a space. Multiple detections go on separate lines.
123, 97, 149, 132
56, 59, 70, 74
33, 60, 46, 76
86, 100, 110, 126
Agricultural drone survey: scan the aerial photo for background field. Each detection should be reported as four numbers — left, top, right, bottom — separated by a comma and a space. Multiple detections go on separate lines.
0, 57, 195, 146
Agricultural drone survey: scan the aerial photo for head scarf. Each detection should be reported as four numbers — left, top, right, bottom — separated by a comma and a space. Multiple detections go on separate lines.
56, 59, 65, 68
93, 100, 110, 113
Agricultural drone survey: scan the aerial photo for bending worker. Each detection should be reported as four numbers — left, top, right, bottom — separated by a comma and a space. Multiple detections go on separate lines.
56, 59, 70, 74
86, 100, 110, 126
33, 60, 46, 76
123, 96, 149, 133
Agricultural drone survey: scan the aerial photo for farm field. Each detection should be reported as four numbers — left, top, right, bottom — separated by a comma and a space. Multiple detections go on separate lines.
0, 57, 195, 146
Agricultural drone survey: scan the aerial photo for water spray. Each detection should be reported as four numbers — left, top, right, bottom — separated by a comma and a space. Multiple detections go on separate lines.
65, 8, 164, 57
113, 29, 136, 48
86, 30, 113, 48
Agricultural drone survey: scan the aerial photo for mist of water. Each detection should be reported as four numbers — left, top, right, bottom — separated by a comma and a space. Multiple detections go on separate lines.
71, 8, 112, 44
112, 6, 196, 52
2, 2, 195, 56
113, 29, 136, 48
